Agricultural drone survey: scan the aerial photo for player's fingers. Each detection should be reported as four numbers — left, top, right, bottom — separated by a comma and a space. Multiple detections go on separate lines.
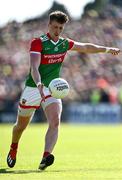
113, 52, 117, 55
42, 94, 45, 102
112, 51, 119, 55
41, 95, 45, 102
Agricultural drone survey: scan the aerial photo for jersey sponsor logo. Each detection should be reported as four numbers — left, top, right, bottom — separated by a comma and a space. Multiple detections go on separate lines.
44, 52, 66, 59
41, 53, 66, 64
48, 58, 63, 64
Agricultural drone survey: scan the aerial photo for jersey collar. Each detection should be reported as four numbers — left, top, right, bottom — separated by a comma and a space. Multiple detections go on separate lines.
47, 33, 59, 45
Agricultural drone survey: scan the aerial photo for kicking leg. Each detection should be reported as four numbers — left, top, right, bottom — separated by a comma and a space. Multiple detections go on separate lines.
44, 102, 62, 153
39, 102, 62, 170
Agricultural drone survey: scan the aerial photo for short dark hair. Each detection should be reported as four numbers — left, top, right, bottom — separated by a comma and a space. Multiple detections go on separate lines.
49, 11, 69, 24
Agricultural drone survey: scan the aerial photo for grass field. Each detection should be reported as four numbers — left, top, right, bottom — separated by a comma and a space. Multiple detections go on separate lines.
0, 123, 122, 180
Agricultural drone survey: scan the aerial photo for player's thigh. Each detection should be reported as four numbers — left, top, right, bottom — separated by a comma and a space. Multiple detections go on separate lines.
17, 86, 41, 126
18, 106, 36, 119
19, 86, 41, 108
44, 101, 62, 126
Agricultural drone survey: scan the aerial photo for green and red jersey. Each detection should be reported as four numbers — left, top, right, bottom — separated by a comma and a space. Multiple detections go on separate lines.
25, 33, 74, 87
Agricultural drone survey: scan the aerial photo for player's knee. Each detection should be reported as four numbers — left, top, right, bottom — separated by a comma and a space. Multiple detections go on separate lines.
53, 120, 60, 128
49, 115, 60, 128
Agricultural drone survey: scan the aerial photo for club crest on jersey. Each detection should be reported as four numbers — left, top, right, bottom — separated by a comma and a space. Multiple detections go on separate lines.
54, 47, 58, 51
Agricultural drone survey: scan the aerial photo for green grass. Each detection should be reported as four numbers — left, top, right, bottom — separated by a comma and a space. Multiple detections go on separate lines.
0, 123, 122, 180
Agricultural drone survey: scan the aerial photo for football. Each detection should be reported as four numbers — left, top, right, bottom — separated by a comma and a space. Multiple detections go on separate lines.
48, 78, 70, 99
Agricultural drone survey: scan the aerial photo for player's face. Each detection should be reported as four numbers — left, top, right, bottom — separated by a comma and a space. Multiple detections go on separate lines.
48, 21, 65, 41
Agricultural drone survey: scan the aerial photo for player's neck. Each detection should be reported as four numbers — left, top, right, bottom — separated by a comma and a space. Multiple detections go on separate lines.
47, 32, 59, 42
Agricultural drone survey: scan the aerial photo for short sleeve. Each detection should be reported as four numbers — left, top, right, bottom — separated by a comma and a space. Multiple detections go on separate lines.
67, 39, 74, 50
30, 38, 42, 53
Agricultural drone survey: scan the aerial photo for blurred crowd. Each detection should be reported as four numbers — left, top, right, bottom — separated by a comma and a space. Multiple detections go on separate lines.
0, 4, 122, 112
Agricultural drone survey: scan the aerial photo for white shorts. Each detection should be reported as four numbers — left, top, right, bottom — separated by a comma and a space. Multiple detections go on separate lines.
18, 86, 62, 117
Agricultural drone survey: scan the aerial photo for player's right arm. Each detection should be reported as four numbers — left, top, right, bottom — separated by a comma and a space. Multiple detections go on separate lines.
70, 41, 120, 55
30, 38, 45, 101
30, 53, 41, 85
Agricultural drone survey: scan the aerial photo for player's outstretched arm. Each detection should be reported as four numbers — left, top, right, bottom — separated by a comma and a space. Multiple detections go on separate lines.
71, 41, 120, 55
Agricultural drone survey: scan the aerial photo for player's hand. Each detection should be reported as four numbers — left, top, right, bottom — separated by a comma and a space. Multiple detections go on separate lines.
108, 47, 120, 55
37, 83, 45, 102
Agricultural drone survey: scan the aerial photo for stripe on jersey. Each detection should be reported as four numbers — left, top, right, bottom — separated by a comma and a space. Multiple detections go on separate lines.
30, 51, 41, 54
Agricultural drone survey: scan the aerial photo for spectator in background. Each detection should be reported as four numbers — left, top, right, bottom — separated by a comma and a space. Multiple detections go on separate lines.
97, 77, 110, 103
90, 88, 101, 104
99, 88, 110, 103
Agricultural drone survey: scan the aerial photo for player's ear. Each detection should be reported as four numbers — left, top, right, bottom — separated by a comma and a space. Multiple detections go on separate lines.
48, 21, 51, 26
48, 22, 51, 28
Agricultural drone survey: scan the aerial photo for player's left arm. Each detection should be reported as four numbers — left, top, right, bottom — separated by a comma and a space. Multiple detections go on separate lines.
71, 41, 120, 55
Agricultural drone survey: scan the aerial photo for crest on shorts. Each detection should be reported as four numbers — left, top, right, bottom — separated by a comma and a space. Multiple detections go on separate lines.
22, 98, 27, 104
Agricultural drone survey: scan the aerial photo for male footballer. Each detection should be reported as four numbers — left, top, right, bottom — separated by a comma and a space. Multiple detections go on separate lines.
7, 10, 120, 170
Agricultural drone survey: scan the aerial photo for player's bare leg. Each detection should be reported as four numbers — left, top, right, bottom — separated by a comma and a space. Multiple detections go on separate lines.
39, 102, 62, 170
7, 115, 31, 168
44, 102, 62, 152
12, 115, 31, 142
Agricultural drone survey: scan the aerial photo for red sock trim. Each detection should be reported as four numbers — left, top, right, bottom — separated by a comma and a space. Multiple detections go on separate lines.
11, 143, 18, 150
43, 151, 50, 157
